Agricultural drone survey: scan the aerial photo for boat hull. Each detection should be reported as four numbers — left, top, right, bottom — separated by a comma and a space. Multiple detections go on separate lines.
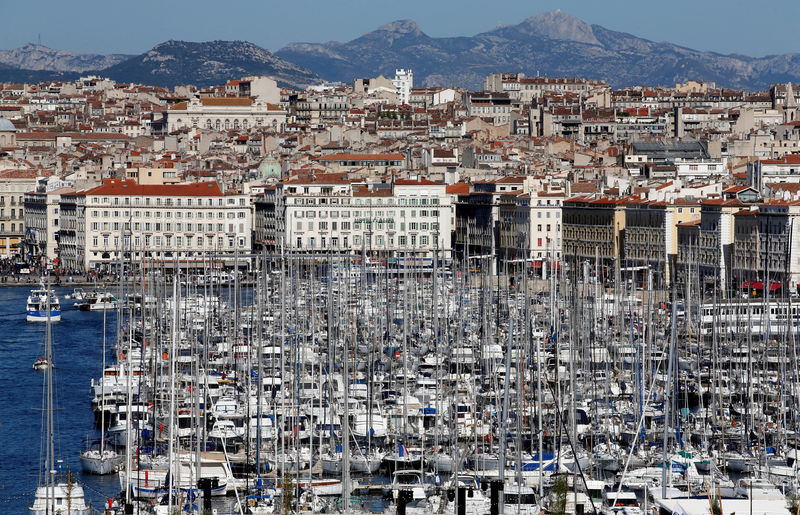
80, 450, 123, 475
27, 310, 61, 322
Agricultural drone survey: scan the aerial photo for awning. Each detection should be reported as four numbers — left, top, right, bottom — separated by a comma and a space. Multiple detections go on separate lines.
751, 281, 781, 291
740, 281, 751, 288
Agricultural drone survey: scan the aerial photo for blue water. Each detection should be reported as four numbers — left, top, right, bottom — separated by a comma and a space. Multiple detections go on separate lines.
0, 286, 120, 512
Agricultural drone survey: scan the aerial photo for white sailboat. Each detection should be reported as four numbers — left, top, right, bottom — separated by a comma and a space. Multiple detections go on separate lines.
80, 307, 123, 475
30, 277, 90, 514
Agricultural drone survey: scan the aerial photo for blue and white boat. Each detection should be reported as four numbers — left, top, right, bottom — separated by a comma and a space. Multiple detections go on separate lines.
26, 288, 61, 322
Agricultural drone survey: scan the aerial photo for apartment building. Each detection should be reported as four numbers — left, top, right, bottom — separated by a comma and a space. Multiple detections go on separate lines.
393, 69, 413, 105
23, 187, 73, 262
65, 180, 250, 270
259, 174, 451, 259
561, 196, 627, 269
0, 169, 41, 257
749, 154, 800, 190
311, 153, 405, 174
529, 190, 565, 260
463, 92, 513, 125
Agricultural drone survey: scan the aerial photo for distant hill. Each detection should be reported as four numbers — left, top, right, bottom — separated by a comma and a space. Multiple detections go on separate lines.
2, 13, 798, 90
0, 60, 77, 83
276, 10, 800, 90
98, 40, 322, 89
0, 43, 130, 72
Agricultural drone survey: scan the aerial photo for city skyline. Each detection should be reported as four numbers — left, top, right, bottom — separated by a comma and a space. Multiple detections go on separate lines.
1, 0, 798, 59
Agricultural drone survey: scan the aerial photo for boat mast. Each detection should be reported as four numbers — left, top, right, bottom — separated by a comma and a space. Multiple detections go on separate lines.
166, 267, 179, 509
46, 275, 55, 513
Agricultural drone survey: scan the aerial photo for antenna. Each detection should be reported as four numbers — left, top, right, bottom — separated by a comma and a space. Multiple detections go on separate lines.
38, 33, 41, 46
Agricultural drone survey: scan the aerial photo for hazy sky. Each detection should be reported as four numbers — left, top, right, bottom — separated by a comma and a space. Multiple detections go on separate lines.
3, 0, 797, 57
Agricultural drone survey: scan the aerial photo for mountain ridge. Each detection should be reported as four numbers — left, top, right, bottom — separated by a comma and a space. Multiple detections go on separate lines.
0, 43, 130, 73
277, 11, 800, 90
97, 40, 322, 89
0, 12, 797, 90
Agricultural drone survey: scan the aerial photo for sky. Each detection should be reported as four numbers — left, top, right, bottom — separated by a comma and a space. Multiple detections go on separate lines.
2, 0, 798, 58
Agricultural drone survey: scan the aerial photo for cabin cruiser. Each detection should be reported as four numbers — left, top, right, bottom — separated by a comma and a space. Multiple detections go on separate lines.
75, 291, 118, 311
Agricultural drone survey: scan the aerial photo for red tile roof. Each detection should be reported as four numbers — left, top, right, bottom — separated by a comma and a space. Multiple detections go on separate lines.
84, 179, 222, 196
312, 153, 404, 162
394, 178, 443, 186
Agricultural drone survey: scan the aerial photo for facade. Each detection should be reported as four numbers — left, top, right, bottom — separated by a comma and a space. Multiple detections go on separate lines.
562, 196, 627, 269
58, 192, 86, 272
0, 169, 40, 257
623, 201, 673, 284
454, 192, 497, 266
393, 69, 413, 105
749, 154, 800, 190
23, 187, 72, 262
311, 153, 405, 174
463, 92, 513, 125
497, 193, 530, 268
253, 186, 284, 252
529, 190, 565, 260
70, 180, 250, 270
260, 174, 451, 259
295, 94, 350, 125
166, 97, 285, 133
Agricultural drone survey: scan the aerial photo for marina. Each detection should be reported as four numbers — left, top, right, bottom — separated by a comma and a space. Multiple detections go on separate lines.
4, 255, 800, 515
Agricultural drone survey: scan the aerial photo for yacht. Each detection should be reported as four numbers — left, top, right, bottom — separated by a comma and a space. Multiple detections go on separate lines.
26, 288, 61, 322
75, 291, 118, 311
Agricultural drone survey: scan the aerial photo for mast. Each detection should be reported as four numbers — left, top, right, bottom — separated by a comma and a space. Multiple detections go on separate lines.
662, 273, 677, 498
166, 268, 179, 509
46, 275, 55, 513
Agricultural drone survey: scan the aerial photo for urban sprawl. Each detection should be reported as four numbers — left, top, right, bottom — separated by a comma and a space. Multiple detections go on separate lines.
0, 72, 798, 289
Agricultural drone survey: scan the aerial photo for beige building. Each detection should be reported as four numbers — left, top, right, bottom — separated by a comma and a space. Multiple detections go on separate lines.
125, 167, 182, 185
562, 196, 627, 268
0, 169, 40, 257
0, 117, 16, 147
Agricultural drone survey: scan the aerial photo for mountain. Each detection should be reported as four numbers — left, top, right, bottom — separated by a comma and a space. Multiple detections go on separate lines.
276, 10, 800, 90
0, 60, 77, 83
0, 43, 130, 72
99, 40, 322, 89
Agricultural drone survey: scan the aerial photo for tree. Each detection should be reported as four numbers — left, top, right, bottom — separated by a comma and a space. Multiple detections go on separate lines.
549, 475, 568, 515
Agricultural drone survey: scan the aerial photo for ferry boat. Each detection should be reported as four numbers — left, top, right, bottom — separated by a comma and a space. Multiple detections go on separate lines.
26, 288, 61, 322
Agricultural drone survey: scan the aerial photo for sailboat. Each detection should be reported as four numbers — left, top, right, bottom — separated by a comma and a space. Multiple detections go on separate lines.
30, 276, 90, 514
80, 307, 123, 475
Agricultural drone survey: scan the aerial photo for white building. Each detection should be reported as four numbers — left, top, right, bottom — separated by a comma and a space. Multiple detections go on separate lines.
73, 179, 250, 270
749, 154, 800, 191
529, 190, 565, 260
166, 97, 285, 133
273, 174, 451, 259
393, 69, 413, 105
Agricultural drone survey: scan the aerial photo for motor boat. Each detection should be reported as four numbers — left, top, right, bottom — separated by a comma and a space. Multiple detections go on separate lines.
27, 288, 61, 322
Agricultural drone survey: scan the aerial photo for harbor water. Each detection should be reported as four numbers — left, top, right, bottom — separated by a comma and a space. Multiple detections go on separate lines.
0, 286, 120, 512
